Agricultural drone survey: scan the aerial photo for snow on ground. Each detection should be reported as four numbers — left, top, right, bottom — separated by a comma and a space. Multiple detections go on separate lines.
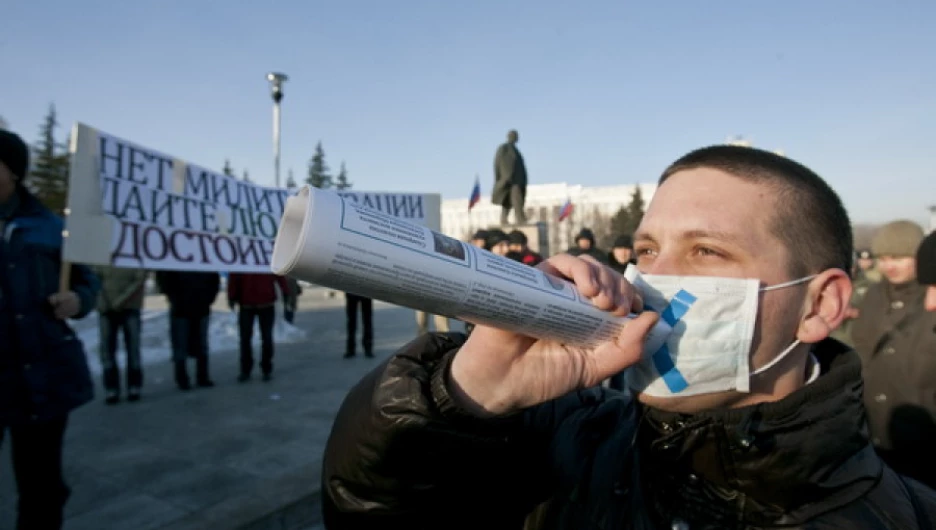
72, 305, 307, 375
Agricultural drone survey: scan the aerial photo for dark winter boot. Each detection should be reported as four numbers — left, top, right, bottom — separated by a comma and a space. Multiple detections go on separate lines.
103, 367, 120, 404
127, 368, 143, 401
174, 361, 191, 391
196, 354, 214, 388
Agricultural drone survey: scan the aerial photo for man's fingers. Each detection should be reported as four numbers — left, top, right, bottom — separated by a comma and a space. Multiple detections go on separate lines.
591, 312, 660, 381
538, 254, 600, 298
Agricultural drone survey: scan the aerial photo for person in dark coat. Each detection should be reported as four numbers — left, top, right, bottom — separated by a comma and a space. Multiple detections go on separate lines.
0, 129, 100, 529
155, 270, 220, 390
282, 276, 302, 324
344, 292, 373, 358
565, 227, 608, 264
485, 229, 511, 256
852, 220, 936, 488
918, 231, 936, 311
492, 130, 527, 226
228, 272, 288, 381
606, 234, 635, 274
320, 145, 936, 529
506, 230, 543, 266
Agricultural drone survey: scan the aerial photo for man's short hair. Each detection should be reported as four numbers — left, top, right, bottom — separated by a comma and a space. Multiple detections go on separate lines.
659, 145, 852, 277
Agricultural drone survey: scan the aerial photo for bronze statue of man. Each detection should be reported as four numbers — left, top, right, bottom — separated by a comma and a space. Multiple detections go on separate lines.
492, 129, 527, 225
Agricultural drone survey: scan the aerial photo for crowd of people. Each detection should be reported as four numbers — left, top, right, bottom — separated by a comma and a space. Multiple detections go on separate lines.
4, 124, 936, 529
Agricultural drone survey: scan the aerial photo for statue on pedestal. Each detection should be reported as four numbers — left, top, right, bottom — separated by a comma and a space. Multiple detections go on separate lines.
492, 129, 527, 226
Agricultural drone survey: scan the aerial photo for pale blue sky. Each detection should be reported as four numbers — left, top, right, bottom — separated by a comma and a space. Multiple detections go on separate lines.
2, 1, 933, 225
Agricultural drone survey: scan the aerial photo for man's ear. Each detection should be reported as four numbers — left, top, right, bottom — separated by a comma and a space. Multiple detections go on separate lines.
797, 269, 852, 343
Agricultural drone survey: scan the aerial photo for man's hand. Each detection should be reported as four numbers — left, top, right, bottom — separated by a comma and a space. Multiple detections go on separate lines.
48, 291, 81, 320
450, 254, 659, 417
844, 306, 860, 319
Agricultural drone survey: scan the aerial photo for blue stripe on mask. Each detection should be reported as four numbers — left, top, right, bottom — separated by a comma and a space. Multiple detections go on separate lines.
660, 289, 697, 327
652, 289, 697, 393
652, 344, 689, 393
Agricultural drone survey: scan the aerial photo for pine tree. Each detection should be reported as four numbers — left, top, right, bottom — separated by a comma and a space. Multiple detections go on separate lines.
335, 161, 351, 190
306, 141, 332, 189
242, 169, 251, 183
626, 185, 645, 226
610, 185, 646, 238
222, 159, 234, 176
29, 104, 70, 214
285, 168, 297, 190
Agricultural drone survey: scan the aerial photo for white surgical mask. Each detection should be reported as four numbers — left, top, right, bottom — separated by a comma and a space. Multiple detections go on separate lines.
623, 264, 815, 397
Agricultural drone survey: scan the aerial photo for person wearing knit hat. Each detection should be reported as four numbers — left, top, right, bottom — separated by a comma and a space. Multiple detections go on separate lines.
469, 229, 489, 248
485, 229, 511, 256
0, 129, 100, 527
607, 234, 635, 274
852, 219, 936, 488
871, 220, 925, 263
565, 227, 608, 264
916, 230, 936, 311
0, 129, 30, 182
506, 229, 543, 266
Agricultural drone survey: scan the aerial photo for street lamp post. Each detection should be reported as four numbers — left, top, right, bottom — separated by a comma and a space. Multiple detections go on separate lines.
266, 72, 288, 189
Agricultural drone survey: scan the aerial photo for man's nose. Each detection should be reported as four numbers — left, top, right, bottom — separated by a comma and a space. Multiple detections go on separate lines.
925, 286, 936, 312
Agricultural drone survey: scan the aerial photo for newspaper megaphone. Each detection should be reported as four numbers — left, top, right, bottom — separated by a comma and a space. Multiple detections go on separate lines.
271, 186, 671, 350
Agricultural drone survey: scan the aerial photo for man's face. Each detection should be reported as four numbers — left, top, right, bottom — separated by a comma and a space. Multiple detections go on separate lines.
491, 241, 510, 256
633, 168, 808, 411
576, 238, 592, 250
612, 247, 633, 264
877, 256, 916, 285
509, 243, 524, 253
0, 161, 16, 203
857, 257, 875, 271
471, 238, 486, 248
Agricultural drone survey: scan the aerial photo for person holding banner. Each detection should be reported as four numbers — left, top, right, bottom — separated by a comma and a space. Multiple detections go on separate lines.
93, 265, 148, 404
0, 129, 100, 529
155, 270, 220, 390
228, 272, 288, 381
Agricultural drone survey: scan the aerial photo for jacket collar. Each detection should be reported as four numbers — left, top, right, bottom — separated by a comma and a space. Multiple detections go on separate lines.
638, 339, 881, 526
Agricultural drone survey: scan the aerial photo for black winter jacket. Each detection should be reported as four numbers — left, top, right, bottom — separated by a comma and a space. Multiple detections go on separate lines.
155, 270, 220, 318
322, 334, 936, 529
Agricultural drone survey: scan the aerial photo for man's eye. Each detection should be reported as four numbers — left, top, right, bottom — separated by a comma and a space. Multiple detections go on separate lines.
635, 247, 656, 257
694, 247, 722, 257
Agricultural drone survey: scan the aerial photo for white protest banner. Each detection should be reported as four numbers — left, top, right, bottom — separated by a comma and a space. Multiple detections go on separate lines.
62, 123, 441, 272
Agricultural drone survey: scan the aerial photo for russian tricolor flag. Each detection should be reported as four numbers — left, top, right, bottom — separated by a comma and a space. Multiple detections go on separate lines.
558, 199, 573, 221
468, 176, 481, 211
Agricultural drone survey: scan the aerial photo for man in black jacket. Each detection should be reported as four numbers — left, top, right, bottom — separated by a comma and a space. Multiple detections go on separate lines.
156, 270, 220, 390
322, 145, 936, 529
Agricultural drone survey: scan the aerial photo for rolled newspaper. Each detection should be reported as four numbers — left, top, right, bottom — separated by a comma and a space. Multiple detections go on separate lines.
271, 186, 671, 350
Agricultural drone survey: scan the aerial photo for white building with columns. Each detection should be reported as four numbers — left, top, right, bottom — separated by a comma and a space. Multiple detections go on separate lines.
441, 182, 657, 256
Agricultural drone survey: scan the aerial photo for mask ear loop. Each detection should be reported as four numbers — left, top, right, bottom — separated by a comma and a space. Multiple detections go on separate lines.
751, 340, 801, 376
752, 275, 817, 376
760, 274, 817, 292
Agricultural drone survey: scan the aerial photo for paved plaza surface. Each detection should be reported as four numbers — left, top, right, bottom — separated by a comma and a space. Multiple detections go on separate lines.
0, 291, 454, 530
